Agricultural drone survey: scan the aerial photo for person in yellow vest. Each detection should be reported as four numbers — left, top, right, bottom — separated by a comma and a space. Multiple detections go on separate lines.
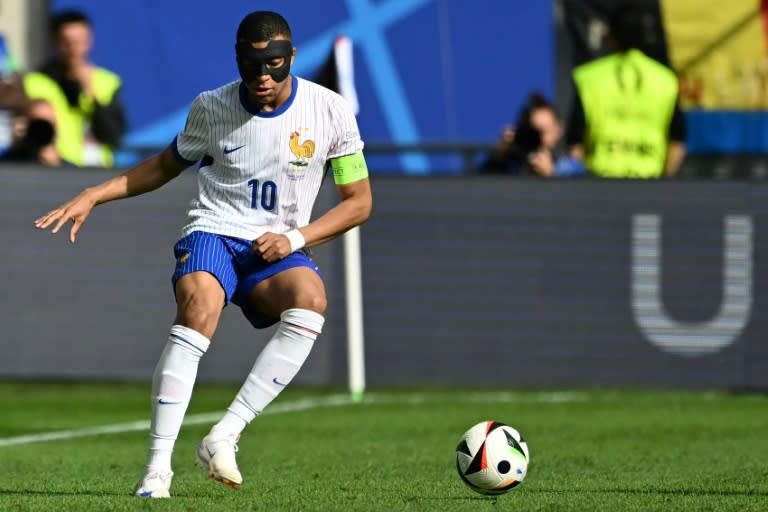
1, 99, 77, 167
23, 10, 126, 167
566, 4, 686, 179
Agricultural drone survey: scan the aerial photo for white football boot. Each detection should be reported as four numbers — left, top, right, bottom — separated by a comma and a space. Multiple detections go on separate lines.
196, 432, 243, 489
133, 470, 173, 498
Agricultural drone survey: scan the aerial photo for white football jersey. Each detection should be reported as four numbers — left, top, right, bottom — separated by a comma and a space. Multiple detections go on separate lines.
173, 76, 364, 241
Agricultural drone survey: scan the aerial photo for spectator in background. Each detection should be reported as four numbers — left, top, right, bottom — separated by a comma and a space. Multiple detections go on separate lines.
2, 99, 73, 166
565, 2, 686, 178
0, 33, 29, 154
23, 9, 126, 167
480, 92, 585, 177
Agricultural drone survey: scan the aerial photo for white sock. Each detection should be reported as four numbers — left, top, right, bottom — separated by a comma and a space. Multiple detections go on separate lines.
145, 325, 210, 473
211, 308, 324, 437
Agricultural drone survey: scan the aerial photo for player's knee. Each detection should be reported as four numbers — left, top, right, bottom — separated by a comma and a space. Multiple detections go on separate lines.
175, 295, 221, 335
293, 292, 327, 315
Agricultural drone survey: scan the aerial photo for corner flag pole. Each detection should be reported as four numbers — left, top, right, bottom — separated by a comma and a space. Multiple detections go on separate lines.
333, 35, 365, 402
344, 226, 366, 402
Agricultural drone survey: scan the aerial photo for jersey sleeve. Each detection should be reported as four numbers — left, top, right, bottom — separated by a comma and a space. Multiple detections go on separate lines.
327, 94, 365, 160
172, 93, 209, 166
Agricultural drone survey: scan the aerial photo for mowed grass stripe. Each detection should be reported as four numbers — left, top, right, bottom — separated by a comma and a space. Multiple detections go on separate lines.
0, 390, 585, 448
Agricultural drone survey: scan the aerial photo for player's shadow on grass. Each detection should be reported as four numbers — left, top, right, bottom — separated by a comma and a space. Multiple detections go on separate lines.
407, 495, 502, 502
411, 487, 768, 502
0, 488, 129, 498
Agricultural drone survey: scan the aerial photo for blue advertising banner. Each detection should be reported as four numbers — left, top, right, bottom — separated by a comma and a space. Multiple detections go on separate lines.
49, 0, 555, 173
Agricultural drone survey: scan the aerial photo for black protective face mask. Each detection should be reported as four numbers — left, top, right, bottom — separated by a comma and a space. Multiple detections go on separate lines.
235, 39, 293, 83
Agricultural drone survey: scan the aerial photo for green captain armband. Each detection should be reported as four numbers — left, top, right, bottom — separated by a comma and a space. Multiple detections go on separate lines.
331, 152, 369, 185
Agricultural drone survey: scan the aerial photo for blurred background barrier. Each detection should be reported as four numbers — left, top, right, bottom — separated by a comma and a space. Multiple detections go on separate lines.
43, 0, 557, 174
3, 165, 767, 390
0, 1, 766, 390
115, 143, 768, 179
1, 1, 765, 174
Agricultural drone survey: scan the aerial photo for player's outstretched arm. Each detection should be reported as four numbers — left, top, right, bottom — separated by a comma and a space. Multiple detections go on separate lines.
34, 146, 188, 243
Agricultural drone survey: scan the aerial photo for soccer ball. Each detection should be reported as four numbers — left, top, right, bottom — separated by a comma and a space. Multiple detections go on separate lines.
455, 420, 530, 495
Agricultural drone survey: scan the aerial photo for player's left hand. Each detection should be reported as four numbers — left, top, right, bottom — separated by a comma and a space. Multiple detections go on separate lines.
252, 232, 293, 262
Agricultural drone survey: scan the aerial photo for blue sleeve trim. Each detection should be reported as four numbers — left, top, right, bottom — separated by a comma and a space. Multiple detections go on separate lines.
171, 135, 198, 166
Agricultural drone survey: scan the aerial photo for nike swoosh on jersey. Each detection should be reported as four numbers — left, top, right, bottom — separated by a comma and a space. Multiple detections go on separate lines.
223, 145, 245, 154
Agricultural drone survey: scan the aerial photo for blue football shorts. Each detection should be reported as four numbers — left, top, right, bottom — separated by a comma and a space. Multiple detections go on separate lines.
171, 230, 322, 329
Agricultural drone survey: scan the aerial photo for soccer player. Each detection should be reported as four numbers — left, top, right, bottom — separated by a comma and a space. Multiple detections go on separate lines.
34, 11, 372, 498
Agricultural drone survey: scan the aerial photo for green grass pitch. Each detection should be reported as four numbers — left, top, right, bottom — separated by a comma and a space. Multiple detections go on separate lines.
0, 382, 766, 511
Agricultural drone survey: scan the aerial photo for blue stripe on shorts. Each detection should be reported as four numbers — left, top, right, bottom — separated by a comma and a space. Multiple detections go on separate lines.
171, 231, 322, 329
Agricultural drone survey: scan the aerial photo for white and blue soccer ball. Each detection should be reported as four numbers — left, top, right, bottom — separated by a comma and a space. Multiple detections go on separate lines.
455, 420, 530, 495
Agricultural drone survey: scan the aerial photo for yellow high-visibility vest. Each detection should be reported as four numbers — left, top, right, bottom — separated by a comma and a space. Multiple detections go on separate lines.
573, 49, 678, 178
23, 67, 121, 167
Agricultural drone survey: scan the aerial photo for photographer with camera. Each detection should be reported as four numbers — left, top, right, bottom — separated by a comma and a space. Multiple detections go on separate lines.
1, 99, 73, 166
480, 92, 585, 177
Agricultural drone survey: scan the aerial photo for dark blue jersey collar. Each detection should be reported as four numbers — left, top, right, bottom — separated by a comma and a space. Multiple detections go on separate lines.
239, 75, 298, 117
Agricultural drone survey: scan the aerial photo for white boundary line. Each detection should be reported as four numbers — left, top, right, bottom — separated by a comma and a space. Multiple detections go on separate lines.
0, 391, 584, 448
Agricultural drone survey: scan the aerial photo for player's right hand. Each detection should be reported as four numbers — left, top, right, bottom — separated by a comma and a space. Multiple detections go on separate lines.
251, 232, 293, 263
34, 190, 98, 243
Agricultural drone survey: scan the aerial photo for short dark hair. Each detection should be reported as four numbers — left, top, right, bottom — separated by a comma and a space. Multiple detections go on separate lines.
516, 92, 557, 127
50, 9, 91, 35
512, 92, 557, 154
236, 11, 292, 43
606, 2, 647, 51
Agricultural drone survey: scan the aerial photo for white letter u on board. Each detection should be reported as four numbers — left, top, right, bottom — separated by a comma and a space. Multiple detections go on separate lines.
631, 214, 753, 356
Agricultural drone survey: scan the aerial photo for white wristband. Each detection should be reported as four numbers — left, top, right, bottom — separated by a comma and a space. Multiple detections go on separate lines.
284, 229, 306, 253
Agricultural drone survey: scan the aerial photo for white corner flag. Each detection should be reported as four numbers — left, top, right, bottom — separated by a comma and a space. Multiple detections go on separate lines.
316, 36, 366, 402
333, 36, 359, 115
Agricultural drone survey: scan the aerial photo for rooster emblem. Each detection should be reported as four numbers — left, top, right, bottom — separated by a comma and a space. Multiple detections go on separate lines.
289, 130, 315, 167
